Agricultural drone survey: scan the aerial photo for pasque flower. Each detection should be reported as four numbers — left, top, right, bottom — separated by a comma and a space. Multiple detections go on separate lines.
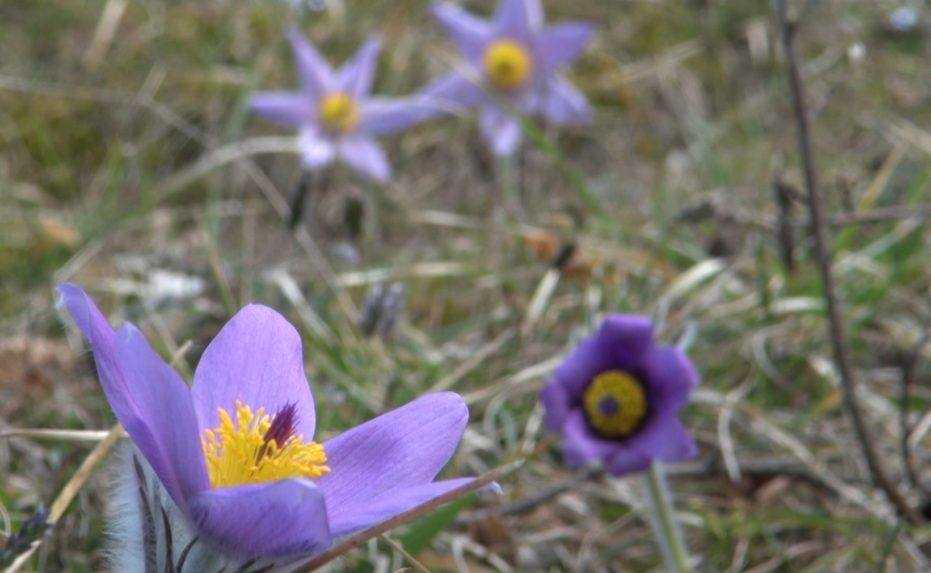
251, 30, 433, 183
541, 316, 699, 476
58, 284, 470, 558
427, 0, 594, 155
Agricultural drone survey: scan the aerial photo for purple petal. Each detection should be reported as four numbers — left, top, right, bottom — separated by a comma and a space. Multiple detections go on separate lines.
423, 73, 489, 112
357, 97, 437, 136
561, 410, 629, 470
338, 37, 381, 98
250, 92, 313, 127
191, 305, 317, 440
328, 478, 473, 537
605, 417, 697, 475
542, 77, 592, 125
190, 479, 331, 557
562, 408, 697, 477
316, 392, 468, 517
431, 2, 493, 62
337, 136, 390, 183
540, 380, 570, 432
288, 29, 336, 100
479, 105, 522, 156
551, 315, 654, 401
298, 128, 336, 169
494, 0, 543, 40
534, 22, 594, 74
57, 284, 208, 510
643, 345, 699, 417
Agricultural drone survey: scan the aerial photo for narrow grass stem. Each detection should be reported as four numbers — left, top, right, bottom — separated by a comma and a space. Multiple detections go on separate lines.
643, 462, 692, 573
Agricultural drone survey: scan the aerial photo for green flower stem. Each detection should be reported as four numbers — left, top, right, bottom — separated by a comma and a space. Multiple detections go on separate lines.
643, 461, 692, 572
495, 154, 520, 218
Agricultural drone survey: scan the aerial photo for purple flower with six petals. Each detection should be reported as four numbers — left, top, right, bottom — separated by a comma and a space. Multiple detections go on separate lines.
58, 284, 470, 558
540, 315, 699, 476
251, 30, 434, 183
426, 0, 594, 156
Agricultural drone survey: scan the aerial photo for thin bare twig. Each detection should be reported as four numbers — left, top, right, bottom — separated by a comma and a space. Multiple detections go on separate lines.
774, 0, 919, 523
900, 334, 929, 496
300, 462, 518, 570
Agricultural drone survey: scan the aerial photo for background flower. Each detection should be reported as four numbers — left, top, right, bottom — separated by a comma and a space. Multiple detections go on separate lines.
541, 315, 699, 476
426, 0, 593, 155
58, 284, 469, 558
251, 30, 435, 183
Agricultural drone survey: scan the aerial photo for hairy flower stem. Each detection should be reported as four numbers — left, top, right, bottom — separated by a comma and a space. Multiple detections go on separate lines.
644, 462, 692, 572
496, 154, 521, 219
774, 0, 919, 524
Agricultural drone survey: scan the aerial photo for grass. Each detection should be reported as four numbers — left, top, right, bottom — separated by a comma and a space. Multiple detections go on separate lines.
2, 0, 930, 570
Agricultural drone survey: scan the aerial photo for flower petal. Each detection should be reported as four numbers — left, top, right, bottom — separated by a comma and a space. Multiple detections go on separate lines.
57, 284, 208, 510
479, 105, 522, 156
431, 2, 493, 62
551, 314, 655, 403
540, 380, 570, 432
534, 22, 594, 74
327, 478, 473, 537
316, 392, 468, 514
423, 73, 489, 113
637, 417, 697, 463
192, 304, 317, 440
643, 345, 699, 416
190, 479, 331, 558
357, 97, 437, 136
298, 128, 336, 169
561, 408, 697, 477
561, 410, 629, 470
249, 92, 313, 127
494, 0, 543, 40
542, 77, 592, 125
288, 28, 336, 100
338, 37, 381, 98
337, 136, 390, 183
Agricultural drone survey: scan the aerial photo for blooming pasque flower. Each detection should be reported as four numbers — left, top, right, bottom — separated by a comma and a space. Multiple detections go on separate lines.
250, 31, 433, 183
58, 284, 470, 558
426, 0, 593, 156
540, 316, 698, 476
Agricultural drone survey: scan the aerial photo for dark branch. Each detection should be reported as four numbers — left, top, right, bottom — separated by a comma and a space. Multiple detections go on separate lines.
774, 0, 920, 523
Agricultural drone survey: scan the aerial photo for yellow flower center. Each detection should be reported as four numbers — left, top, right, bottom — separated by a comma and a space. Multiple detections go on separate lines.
201, 401, 329, 488
318, 92, 359, 134
583, 370, 648, 439
483, 40, 532, 91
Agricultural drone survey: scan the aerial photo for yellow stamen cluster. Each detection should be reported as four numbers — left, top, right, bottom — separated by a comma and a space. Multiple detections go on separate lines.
483, 40, 532, 91
583, 370, 648, 439
318, 92, 360, 134
202, 401, 329, 488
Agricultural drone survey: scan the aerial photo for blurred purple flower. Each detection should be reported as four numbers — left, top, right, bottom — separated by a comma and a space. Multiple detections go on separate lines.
58, 284, 470, 558
251, 30, 434, 183
426, 0, 594, 156
540, 316, 699, 476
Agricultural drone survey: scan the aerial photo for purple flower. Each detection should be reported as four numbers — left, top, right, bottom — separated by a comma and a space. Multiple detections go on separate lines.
426, 0, 594, 156
540, 316, 699, 476
58, 284, 470, 558
250, 30, 435, 183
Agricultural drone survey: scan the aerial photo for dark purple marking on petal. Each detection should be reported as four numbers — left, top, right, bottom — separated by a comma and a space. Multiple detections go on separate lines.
264, 402, 299, 448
